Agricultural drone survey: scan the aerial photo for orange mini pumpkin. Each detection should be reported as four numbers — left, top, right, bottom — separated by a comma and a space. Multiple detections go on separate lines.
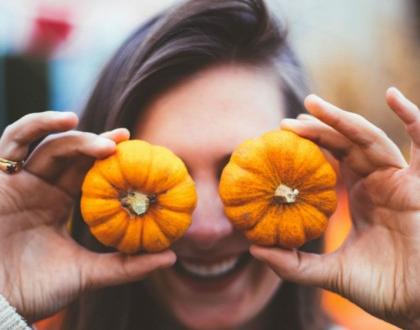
219, 130, 337, 248
81, 140, 197, 253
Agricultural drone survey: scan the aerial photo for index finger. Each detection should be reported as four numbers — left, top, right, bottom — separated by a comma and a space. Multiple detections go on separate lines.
304, 95, 388, 148
386, 87, 420, 172
0, 111, 79, 161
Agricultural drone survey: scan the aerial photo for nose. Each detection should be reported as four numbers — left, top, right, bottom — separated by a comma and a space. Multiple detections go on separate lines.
183, 174, 235, 249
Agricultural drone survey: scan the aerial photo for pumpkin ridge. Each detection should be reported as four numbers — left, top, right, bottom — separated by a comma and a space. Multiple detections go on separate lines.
260, 135, 282, 187
157, 177, 197, 213
298, 190, 337, 216
143, 145, 163, 194
236, 199, 272, 232
294, 162, 336, 192
295, 204, 309, 242
142, 215, 171, 252
233, 152, 275, 184
154, 165, 187, 194
81, 169, 120, 199
222, 192, 273, 207
84, 209, 121, 227
230, 162, 275, 192
233, 165, 271, 183
224, 185, 275, 206
262, 130, 303, 186
289, 138, 324, 185
138, 216, 145, 250
108, 217, 130, 246
114, 144, 156, 214
98, 170, 125, 194
81, 194, 119, 200
220, 163, 276, 205
155, 201, 191, 212
159, 157, 189, 193
299, 185, 335, 194
297, 203, 328, 241
148, 207, 172, 241
80, 197, 122, 224
151, 207, 191, 241
90, 212, 130, 246
116, 150, 132, 192
147, 145, 160, 192
274, 209, 280, 245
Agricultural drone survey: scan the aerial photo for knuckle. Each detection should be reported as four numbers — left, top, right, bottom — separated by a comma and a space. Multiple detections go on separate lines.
21, 112, 38, 122
2, 113, 49, 142
0, 141, 20, 157
353, 113, 365, 122
330, 112, 348, 131
374, 126, 387, 138
370, 127, 389, 146
43, 130, 96, 146
2, 123, 16, 138
297, 113, 310, 120
354, 113, 375, 129
23, 111, 54, 122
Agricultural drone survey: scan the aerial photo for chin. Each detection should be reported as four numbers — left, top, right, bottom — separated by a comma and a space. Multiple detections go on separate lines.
147, 254, 282, 330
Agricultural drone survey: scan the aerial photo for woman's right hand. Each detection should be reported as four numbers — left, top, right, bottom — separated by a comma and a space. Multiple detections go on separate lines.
0, 111, 176, 323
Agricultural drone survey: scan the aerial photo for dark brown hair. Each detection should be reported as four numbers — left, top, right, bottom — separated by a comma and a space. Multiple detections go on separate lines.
65, 0, 330, 329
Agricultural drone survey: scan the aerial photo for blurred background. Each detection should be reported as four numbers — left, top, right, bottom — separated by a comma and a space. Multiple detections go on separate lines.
0, 0, 419, 329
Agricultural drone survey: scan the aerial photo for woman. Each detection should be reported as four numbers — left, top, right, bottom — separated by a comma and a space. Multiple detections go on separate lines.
0, 0, 419, 329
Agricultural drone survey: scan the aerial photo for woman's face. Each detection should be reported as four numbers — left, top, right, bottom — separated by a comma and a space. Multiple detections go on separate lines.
136, 64, 286, 329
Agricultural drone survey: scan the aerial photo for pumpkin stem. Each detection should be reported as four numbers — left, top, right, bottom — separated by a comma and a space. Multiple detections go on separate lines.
120, 191, 154, 216
274, 184, 299, 204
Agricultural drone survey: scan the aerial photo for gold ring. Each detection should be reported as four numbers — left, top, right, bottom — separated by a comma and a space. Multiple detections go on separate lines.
0, 158, 24, 174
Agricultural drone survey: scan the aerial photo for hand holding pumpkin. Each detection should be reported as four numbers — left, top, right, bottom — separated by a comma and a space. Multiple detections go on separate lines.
250, 88, 420, 329
219, 129, 337, 248
80, 140, 197, 254
0, 112, 176, 323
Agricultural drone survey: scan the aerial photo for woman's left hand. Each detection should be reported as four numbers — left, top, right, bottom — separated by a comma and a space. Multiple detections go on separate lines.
250, 87, 420, 329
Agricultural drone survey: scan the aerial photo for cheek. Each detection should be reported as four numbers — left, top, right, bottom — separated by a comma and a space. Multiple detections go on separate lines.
147, 259, 282, 329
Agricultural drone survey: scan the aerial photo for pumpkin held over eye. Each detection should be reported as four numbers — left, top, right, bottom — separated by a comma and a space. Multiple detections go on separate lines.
80, 140, 197, 254
219, 130, 337, 248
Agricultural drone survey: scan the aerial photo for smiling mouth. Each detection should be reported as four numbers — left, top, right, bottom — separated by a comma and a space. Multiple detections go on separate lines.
174, 252, 252, 280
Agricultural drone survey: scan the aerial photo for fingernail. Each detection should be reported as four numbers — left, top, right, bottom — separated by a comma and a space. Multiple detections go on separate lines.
96, 137, 116, 149
111, 127, 127, 133
115, 128, 130, 137
167, 252, 177, 265
52, 112, 78, 126
280, 119, 303, 130
389, 87, 405, 100
160, 251, 177, 267
297, 113, 313, 121
305, 94, 323, 103
58, 111, 78, 118
304, 95, 329, 115
249, 245, 265, 259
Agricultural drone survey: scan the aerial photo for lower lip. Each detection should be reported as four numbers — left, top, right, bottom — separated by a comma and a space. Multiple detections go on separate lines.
171, 253, 252, 293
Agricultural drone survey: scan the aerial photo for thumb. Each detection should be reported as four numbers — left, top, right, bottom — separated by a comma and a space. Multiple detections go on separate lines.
81, 250, 176, 290
249, 245, 338, 290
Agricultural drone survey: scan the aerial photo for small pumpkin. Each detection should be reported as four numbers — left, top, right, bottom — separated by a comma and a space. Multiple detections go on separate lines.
81, 140, 197, 253
219, 129, 337, 248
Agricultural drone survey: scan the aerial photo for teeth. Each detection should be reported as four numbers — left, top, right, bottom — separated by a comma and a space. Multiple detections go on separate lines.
180, 256, 239, 278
